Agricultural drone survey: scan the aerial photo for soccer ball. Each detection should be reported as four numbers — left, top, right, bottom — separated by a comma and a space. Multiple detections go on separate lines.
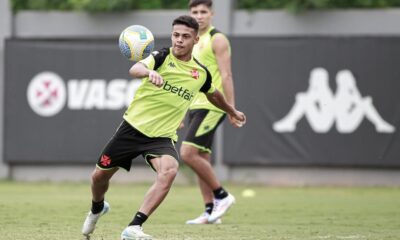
119, 25, 155, 62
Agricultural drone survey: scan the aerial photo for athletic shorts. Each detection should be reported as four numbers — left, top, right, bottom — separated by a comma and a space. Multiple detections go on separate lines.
96, 120, 179, 172
182, 109, 226, 153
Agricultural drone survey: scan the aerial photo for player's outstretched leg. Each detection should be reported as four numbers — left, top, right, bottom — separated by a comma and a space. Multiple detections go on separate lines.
82, 167, 117, 237
121, 225, 152, 240
208, 193, 236, 223
82, 201, 110, 237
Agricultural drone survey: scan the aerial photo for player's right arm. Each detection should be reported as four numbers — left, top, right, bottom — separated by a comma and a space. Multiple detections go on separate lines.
129, 50, 168, 88
129, 62, 164, 88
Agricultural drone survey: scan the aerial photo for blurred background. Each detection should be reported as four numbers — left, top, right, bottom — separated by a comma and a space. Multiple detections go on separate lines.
1, 0, 400, 186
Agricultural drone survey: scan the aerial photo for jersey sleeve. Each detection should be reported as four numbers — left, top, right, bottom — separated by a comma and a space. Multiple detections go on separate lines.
200, 67, 216, 94
139, 48, 170, 71
139, 54, 155, 70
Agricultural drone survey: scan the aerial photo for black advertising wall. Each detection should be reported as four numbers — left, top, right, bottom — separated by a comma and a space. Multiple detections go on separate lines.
225, 37, 400, 167
4, 38, 172, 164
4, 37, 400, 167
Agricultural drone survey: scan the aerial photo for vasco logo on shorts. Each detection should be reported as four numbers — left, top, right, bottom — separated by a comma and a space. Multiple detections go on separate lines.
100, 154, 112, 167
162, 81, 194, 101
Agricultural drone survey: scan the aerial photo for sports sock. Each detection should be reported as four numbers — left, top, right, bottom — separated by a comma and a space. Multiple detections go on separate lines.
91, 199, 104, 214
205, 203, 214, 215
129, 211, 148, 226
213, 187, 228, 199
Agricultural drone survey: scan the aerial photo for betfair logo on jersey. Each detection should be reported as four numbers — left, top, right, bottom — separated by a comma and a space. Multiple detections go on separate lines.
163, 81, 194, 101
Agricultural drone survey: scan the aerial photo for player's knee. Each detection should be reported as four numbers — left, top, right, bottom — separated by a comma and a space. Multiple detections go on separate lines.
180, 150, 189, 162
91, 169, 110, 185
168, 162, 179, 178
91, 170, 103, 184
180, 146, 196, 163
167, 166, 179, 180
158, 164, 178, 185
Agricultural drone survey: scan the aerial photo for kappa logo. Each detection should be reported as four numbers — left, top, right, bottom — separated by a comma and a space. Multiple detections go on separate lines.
273, 68, 395, 133
168, 62, 176, 68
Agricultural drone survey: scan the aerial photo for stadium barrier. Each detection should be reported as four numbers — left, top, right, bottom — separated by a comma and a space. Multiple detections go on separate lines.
5, 37, 399, 168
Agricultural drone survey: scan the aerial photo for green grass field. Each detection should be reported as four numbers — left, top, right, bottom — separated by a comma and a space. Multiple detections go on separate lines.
0, 181, 399, 240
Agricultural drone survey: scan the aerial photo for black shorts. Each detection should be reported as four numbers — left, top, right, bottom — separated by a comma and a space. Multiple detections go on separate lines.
182, 109, 226, 153
96, 120, 179, 171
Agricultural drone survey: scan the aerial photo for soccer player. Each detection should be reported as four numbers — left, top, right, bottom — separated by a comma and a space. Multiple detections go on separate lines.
81, 15, 246, 240
181, 0, 238, 225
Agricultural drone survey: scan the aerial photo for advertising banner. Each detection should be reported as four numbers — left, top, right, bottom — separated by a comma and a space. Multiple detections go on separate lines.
4, 38, 172, 164
5, 37, 400, 167
224, 37, 399, 167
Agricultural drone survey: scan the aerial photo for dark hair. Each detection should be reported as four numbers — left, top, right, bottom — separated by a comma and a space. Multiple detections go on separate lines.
189, 0, 212, 9
172, 15, 199, 33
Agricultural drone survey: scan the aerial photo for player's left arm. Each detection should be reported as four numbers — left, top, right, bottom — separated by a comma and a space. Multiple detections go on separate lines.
206, 90, 246, 128
212, 34, 235, 107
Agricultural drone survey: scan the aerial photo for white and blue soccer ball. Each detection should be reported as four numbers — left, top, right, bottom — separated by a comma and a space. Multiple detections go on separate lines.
119, 25, 155, 62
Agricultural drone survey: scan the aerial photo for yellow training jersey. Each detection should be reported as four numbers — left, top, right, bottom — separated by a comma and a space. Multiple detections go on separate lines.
190, 26, 230, 113
123, 48, 215, 141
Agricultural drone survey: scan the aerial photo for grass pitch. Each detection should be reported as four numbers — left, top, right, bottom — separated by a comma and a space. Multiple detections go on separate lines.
0, 181, 399, 240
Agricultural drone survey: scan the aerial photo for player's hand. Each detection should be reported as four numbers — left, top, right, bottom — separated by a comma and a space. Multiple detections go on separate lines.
228, 110, 246, 128
148, 70, 164, 87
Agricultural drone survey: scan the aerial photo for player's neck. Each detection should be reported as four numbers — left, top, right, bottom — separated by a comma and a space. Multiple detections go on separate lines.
173, 52, 192, 62
199, 25, 211, 36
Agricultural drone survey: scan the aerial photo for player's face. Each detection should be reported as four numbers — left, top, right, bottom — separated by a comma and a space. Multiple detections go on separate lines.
171, 24, 199, 60
190, 4, 213, 32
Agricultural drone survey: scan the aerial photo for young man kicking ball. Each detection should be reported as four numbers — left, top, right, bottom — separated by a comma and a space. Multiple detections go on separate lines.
81, 15, 246, 240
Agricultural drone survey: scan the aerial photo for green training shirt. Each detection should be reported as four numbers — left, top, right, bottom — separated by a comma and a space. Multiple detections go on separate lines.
190, 26, 230, 113
123, 48, 216, 141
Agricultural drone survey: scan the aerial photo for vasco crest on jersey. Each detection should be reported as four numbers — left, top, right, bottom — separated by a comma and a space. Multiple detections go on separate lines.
191, 69, 199, 80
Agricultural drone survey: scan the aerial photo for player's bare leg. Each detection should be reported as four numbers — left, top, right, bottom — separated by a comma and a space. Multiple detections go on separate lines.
91, 167, 119, 201
198, 152, 214, 204
186, 152, 221, 224
138, 155, 179, 215
82, 167, 118, 237
121, 155, 178, 240
181, 144, 221, 189
181, 144, 234, 223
